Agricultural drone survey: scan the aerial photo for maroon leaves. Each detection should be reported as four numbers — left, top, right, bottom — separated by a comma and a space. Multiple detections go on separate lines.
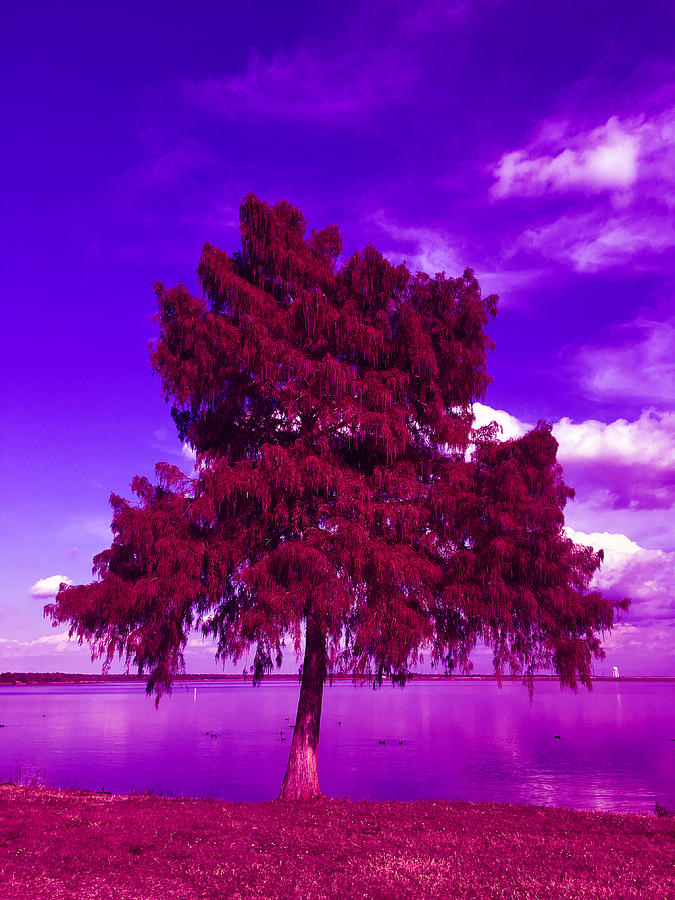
47, 194, 626, 705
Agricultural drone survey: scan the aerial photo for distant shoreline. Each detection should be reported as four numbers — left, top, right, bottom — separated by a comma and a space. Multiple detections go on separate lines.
1, 672, 674, 685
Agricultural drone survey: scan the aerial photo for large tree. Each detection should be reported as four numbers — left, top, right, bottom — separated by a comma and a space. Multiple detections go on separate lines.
47, 195, 626, 800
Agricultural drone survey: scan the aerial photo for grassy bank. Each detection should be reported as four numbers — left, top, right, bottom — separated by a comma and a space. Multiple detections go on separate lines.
0, 786, 673, 899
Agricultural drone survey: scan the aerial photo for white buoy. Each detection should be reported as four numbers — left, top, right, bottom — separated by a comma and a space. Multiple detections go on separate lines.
612, 666, 619, 679
194, 686, 197, 701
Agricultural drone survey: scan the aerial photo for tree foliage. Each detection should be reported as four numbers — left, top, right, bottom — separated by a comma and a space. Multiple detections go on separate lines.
47, 194, 625, 706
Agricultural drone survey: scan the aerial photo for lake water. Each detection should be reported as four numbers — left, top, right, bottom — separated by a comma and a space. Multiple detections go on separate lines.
0, 680, 673, 812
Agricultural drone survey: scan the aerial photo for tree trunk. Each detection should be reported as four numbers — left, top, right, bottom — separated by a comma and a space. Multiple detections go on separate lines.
278, 616, 326, 800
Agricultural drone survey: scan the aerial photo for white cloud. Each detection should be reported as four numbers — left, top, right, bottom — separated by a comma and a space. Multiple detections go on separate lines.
473, 403, 675, 550
473, 403, 675, 471
554, 409, 675, 470
493, 117, 638, 197
472, 403, 527, 441
0, 631, 76, 655
566, 527, 675, 627
565, 490, 674, 554
182, 442, 197, 462
492, 109, 675, 201
493, 106, 675, 273
564, 528, 641, 566
29, 575, 72, 598
371, 213, 465, 276
512, 210, 675, 272
575, 316, 675, 403
33, 631, 74, 647
371, 214, 542, 302
152, 430, 198, 474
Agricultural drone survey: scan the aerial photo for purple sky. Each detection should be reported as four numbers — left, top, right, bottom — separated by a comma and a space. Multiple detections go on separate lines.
2, 0, 673, 675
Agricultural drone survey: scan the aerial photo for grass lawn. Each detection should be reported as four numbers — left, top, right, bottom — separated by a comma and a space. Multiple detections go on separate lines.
0, 785, 673, 898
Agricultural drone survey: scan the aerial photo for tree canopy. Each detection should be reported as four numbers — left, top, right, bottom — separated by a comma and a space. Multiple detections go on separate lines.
47, 194, 626, 799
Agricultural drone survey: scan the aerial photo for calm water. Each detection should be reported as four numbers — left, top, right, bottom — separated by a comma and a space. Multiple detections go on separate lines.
0, 680, 673, 812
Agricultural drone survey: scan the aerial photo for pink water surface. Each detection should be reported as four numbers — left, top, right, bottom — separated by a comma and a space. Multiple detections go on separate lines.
0, 680, 672, 812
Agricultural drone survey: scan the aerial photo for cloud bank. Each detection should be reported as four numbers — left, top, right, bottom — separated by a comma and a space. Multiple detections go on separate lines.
0, 631, 75, 655
574, 315, 675, 404
492, 108, 675, 203
473, 403, 675, 549
473, 403, 675, 472
512, 211, 675, 273
492, 116, 640, 199
566, 528, 675, 632
493, 102, 675, 273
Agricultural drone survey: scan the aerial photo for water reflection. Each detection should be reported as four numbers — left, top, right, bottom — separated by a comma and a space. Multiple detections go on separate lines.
0, 680, 672, 811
